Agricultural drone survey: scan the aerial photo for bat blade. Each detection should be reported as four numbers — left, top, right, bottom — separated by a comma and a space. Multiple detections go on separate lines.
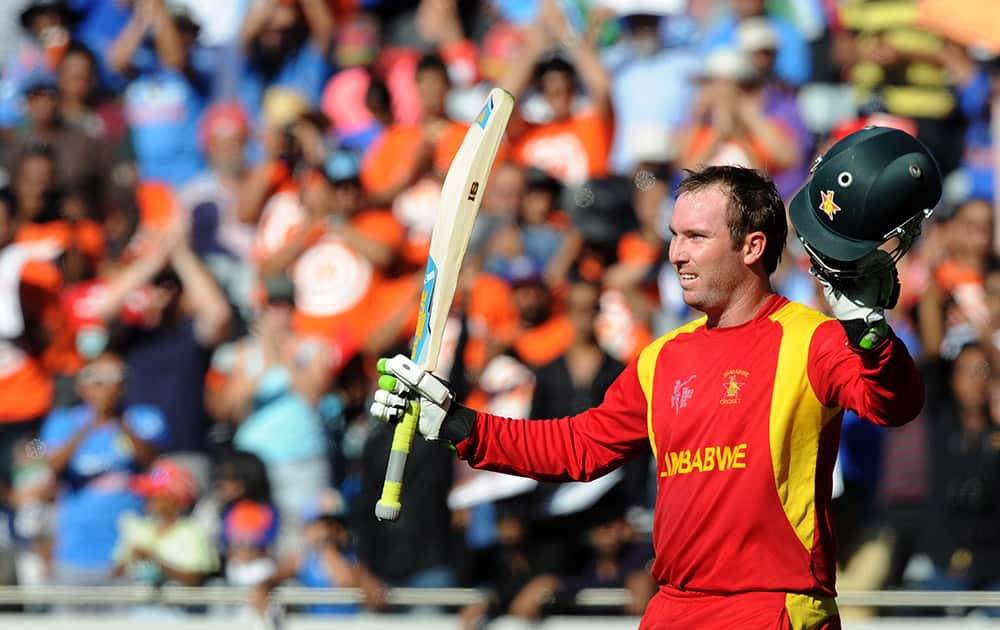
375, 88, 515, 522
411, 88, 515, 371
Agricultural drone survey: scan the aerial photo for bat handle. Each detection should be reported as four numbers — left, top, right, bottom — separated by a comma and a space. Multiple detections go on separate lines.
375, 399, 420, 521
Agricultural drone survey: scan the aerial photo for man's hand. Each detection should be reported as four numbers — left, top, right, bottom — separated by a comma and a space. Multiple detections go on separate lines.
370, 355, 454, 441
819, 251, 900, 351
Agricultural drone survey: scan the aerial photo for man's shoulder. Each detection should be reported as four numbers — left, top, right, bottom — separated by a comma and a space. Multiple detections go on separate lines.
635, 317, 708, 369
767, 297, 832, 326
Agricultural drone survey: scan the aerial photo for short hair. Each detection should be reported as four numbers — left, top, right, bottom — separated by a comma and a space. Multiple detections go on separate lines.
535, 54, 576, 84
63, 40, 98, 70
416, 53, 449, 82
676, 165, 787, 275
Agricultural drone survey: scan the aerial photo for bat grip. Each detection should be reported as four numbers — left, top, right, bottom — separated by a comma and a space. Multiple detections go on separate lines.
375, 400, 420, 521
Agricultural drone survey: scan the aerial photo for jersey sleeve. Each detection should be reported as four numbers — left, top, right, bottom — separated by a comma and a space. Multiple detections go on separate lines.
454, 359, 650, 482
807, 319, 923, 427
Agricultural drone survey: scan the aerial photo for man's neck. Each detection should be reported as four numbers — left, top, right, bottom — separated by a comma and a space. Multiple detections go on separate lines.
708, 280, 774, 328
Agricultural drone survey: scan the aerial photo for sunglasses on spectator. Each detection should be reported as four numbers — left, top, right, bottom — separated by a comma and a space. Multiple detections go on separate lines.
78, 365, 126, 385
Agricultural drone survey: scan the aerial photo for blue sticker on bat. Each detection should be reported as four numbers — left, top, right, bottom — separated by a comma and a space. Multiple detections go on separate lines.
411, 257, 438, 363
474, 97, 493, 129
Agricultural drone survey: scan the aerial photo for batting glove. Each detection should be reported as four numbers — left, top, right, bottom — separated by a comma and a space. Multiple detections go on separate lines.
370, 355, 454, 441
818, 251, 900, 351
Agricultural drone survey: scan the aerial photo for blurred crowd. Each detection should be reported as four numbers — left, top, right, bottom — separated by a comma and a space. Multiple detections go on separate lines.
0, 0, 998, 624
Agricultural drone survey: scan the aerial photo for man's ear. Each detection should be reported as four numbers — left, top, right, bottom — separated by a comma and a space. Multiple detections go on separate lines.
743, 231, 766, 266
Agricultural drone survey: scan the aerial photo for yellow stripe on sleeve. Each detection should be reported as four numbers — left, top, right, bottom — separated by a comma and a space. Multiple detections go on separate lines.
636, 317, 706, 461
768, 303, 840, 552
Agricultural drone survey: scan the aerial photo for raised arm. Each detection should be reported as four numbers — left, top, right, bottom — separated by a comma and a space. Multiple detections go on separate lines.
147, 0, 187, 72
809, 320, 923, 427
298, 0, 334, 52
372, 355, 651, 482
170, 236, 232, 347
539, 0, 611, 121
454, 360, 649, 481
108, 2, 154, 76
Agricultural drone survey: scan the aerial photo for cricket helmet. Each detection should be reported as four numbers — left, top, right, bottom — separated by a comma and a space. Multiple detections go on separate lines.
788, 126, 941, 281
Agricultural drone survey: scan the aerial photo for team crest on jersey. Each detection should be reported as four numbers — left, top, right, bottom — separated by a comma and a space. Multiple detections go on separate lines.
818, 190, 841, 220
671, 375, 696, 413
720, 369, 749, 405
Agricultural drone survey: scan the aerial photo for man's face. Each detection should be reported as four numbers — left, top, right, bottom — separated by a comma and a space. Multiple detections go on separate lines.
76, 355, 126, 414
540, 70, 573, 121
750, 48, 776, 78
567, 282, 599, 342
668, 187, 746, 316
208, 130, 247, 177
950, 199, 992, 262
483, 163, 525, 215
257, 3, 300, 54
26, 89, 60, 127
513, 282, 551, 327
15, 154, 56, 219
27, 9, 63, 38
416, 68, 449, 118
59, 52, 96, 103
732, 0, 766, 19
952, 345, 990, 411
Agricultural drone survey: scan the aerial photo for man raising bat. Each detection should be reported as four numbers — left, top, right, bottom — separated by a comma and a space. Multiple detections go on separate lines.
372, 128, 939, 629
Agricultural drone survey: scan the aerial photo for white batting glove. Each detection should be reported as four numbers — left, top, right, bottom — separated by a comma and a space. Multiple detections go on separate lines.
818, 251, 900, 351
370, 355, 454, 441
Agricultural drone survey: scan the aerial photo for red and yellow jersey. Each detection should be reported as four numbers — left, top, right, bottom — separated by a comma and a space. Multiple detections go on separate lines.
456, 294, 922, 603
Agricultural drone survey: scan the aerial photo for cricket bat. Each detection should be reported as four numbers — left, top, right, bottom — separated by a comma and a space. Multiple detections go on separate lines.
375, 88, 515, 521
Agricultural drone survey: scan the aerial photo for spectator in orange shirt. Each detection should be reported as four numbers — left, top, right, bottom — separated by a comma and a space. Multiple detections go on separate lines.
501, 0, 612, 187
0, 188, 62, 497
676, 48, 800, 177
11, 143, 104, 281
360, 53, 466, 206
510, 275, 574, 369
258, 149, 406, 349
918, 199, 994, 360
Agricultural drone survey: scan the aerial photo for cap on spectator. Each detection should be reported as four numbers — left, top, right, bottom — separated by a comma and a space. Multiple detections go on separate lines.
480, 22, 525, 82
131, 460, 198, 507
594, 0, 686, 16
627, 125, 676, 165
322, 149, 362, 183
737, 18, 778, 52
223, 500, 279, 549
697, 48, 756, 82
262, 87, 310, 130
301, 488, 349, 523
335, 13, 380, 68
321, 67, 375, 136
19, 0, 79, 31
23, 72, 59, 96
199, 101, 250, 153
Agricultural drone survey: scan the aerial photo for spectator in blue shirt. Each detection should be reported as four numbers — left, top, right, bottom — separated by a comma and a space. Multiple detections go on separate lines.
40, 352, 168, 585
107, 0, 212, 188
701, 0, 810, 87
252, 487, 360, 616
224, 0, 334, 125
602, 10, 701, 175
0, 0, 80, 130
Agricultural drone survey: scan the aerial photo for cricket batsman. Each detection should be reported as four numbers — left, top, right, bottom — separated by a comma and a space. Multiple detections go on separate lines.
370, 127, 940, 629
